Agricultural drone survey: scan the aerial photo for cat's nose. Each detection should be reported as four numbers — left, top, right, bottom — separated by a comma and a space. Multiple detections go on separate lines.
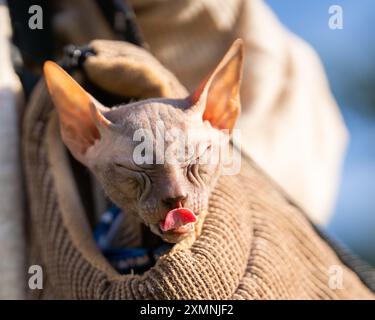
163, 195, 188, 209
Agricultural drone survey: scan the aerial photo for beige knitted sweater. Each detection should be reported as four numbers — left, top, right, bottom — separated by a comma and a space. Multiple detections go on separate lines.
23, 41, 373, 299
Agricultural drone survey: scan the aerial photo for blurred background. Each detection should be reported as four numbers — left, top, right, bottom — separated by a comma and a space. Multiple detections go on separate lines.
267, 0, 375, 265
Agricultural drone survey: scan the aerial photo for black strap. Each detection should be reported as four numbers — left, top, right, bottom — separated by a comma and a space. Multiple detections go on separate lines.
8, 0, 144, 97
60, 45, 95, 71
95, 0, 145, 47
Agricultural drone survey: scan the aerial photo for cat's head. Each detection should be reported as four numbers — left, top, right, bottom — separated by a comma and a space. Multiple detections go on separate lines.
44, 40, 244, 243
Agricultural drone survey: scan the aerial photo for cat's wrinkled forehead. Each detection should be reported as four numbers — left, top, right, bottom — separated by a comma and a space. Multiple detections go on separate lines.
105, 98, 195, 135
43, 39, 243, 166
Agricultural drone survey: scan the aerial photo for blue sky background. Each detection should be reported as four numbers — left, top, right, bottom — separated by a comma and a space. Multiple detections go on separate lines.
266, 0, 375, 264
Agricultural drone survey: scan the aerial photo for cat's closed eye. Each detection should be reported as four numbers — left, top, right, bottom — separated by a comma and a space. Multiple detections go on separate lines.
185, 163, 209, 186
113, 163, 147, 198
186, 144, 215, 184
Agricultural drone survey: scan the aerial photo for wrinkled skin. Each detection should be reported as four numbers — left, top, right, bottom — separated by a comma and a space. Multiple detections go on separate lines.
44, 40, 244, 243
88, 99, 223, 242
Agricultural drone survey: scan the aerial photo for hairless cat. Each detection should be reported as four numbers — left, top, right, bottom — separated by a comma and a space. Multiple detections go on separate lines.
43, 40, 244, 243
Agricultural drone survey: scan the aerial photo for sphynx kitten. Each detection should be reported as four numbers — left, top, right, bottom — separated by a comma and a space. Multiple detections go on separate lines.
43, 40, 244, 243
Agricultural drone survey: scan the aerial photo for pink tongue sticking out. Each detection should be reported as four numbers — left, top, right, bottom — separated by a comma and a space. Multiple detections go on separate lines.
159, 208, 196, 232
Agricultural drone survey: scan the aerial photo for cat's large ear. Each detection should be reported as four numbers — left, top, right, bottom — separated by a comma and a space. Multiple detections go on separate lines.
43, 61, 112, 164
189, 39, 244, 132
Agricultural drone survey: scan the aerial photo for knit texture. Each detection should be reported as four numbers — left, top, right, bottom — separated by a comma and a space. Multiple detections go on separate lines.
23, 56, 374, 299
24, 90, 251, 299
